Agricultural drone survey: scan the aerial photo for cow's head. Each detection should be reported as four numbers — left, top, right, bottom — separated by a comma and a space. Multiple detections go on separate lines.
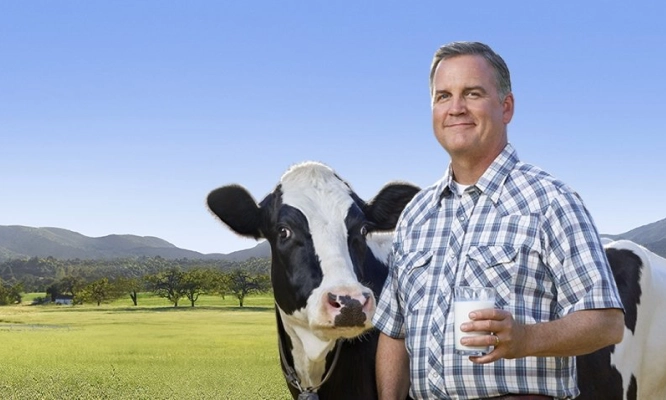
207, 161, 419, 340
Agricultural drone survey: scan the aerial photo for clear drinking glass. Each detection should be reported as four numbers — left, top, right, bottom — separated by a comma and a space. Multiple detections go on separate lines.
454, 286, 496, 356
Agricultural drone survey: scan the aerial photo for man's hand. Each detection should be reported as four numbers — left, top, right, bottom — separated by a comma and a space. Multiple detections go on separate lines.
459, 308, 624, 364
459, 308, 526, 363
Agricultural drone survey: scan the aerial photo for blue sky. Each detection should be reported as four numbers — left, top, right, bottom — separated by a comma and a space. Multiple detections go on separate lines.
2, 1, 665, 255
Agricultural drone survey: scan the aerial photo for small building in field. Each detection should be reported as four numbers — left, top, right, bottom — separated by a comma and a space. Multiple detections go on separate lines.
54, 295, 73, 305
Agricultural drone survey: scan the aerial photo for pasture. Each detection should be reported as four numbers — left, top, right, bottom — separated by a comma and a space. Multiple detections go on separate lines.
0, 294, 292, 399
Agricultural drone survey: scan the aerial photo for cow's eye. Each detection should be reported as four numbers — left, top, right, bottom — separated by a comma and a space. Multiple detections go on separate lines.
360, 225, 368, 237
278, 226, 292, 240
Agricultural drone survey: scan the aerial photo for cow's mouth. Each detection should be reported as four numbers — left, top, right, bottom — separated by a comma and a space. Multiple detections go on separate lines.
313, 323, 373, 340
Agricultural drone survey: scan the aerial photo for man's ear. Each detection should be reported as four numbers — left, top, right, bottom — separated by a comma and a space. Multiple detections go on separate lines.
502, 92, 514, 124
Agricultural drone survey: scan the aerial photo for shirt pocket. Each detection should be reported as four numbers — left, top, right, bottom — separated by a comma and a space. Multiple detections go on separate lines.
464, 245, 517, 308
395, 251, 433, 312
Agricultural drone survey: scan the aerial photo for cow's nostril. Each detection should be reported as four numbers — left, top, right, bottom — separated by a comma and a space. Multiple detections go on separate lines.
328, 293, 341, 309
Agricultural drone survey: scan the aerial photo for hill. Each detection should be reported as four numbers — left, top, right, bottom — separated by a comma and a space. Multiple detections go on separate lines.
1, 217, 665, 262
0, 225, 270, 262
602, 217, 666, 256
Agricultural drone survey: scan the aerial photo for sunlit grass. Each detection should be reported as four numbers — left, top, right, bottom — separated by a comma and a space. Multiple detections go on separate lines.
0, 294, 291, 399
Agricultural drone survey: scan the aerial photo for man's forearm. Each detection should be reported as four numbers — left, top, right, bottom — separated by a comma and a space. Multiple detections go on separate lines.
376, 333, 410, 400
522, 308, 624, 358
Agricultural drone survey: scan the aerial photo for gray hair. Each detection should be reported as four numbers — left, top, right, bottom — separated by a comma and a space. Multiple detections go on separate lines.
429, 41, 512, 102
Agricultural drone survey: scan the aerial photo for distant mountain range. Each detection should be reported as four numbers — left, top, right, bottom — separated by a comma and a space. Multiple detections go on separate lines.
1, 217, 665, 262
601, 217, 666, 257
0, 225, 270, 262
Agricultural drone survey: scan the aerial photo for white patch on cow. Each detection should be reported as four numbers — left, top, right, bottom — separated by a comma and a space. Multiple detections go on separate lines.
367, 231, 393, 264
278, 306, 336, 389
606, 240, 666, 399
600, 237, 614, 245
280, 162, 376, 335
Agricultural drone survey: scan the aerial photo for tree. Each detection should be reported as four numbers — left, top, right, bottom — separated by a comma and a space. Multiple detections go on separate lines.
81, 278, 123, 306
10, 282, 24, 304
0, 279, 23, 305
58, 275, 87, 304
212, 270, 230, 300
226, 269, 271, 307
116, 276, 144, 306
145, 267, 186, 307
181, 268, 215, 307
239, 257, 271, 275
46, 283, 61, 303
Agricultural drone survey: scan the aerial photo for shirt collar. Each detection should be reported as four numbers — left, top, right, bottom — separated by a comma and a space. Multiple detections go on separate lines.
435, 143, 519, 205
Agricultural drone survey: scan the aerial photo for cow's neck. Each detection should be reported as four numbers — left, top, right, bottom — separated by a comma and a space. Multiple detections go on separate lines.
277, 307, 337, 389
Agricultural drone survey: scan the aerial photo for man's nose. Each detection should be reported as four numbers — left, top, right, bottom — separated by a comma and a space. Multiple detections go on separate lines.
448, 95, 467, 115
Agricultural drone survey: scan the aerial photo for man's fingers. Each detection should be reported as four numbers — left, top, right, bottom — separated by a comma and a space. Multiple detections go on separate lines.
469, 308, 507, 321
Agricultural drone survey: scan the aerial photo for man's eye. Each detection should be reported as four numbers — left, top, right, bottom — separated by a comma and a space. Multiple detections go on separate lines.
466, 92, 481, 98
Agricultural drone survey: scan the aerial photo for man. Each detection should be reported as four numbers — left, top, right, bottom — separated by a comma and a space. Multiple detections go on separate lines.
372, 41, 624, 400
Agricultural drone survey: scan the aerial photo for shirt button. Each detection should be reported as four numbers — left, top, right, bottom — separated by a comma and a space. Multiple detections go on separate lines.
458, 215, 465, 221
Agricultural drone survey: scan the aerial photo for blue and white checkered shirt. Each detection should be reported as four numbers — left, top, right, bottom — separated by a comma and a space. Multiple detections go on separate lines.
373, 144, 623, 400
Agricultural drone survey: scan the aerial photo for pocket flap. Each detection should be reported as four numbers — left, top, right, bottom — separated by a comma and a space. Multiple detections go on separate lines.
467, 245, 517, 267
395, 251, 433, 272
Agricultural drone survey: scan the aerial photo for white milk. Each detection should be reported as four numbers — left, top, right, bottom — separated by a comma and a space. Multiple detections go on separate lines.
454, 299, 495, 354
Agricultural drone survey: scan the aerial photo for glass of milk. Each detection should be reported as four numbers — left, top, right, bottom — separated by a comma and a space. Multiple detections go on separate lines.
454, 286, 496, 356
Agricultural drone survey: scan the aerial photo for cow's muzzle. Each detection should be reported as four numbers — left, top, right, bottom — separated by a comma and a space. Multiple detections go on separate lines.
326, 292, 373, 327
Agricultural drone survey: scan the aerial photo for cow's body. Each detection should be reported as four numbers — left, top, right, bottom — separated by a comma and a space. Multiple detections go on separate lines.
207, 161, 419, 399
577, 239, 666, 399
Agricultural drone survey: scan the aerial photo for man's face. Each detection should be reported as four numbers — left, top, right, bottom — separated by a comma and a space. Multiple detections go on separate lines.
431, 54, 514, 163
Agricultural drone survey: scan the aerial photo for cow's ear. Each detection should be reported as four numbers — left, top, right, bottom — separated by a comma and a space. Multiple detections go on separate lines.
207, 185, 263, 239
364, 182, 420, 230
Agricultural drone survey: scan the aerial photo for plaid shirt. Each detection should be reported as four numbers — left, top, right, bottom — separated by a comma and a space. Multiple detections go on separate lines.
373, 144, 623, 400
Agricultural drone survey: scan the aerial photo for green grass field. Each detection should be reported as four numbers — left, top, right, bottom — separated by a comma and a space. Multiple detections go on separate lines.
0, 294, 292, 399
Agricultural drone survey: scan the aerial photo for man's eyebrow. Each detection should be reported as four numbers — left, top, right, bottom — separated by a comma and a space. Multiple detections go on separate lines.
434, 85, 488, 93
464, 85, 487, 92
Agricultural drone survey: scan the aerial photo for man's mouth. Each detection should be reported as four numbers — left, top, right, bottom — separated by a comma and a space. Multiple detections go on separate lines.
445, 122, 475, 128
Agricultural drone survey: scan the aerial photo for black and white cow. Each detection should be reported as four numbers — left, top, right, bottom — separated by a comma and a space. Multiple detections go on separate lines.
207, 161, 419, 399
577, 239, 666, 399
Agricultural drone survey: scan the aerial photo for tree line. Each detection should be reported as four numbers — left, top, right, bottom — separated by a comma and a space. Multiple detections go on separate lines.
0, 256, 272, 307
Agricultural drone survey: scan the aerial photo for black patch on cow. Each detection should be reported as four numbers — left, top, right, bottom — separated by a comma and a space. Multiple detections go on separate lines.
576, 344, 624, 400
606, 247, 643, 334
345, 204, 371, 280
344, 199, 390, 309
362, 247, 390, 299
627, 374, 637, 400
268, 202, 324, 315
345, 184, 418, 299
331, 294, 367, 327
